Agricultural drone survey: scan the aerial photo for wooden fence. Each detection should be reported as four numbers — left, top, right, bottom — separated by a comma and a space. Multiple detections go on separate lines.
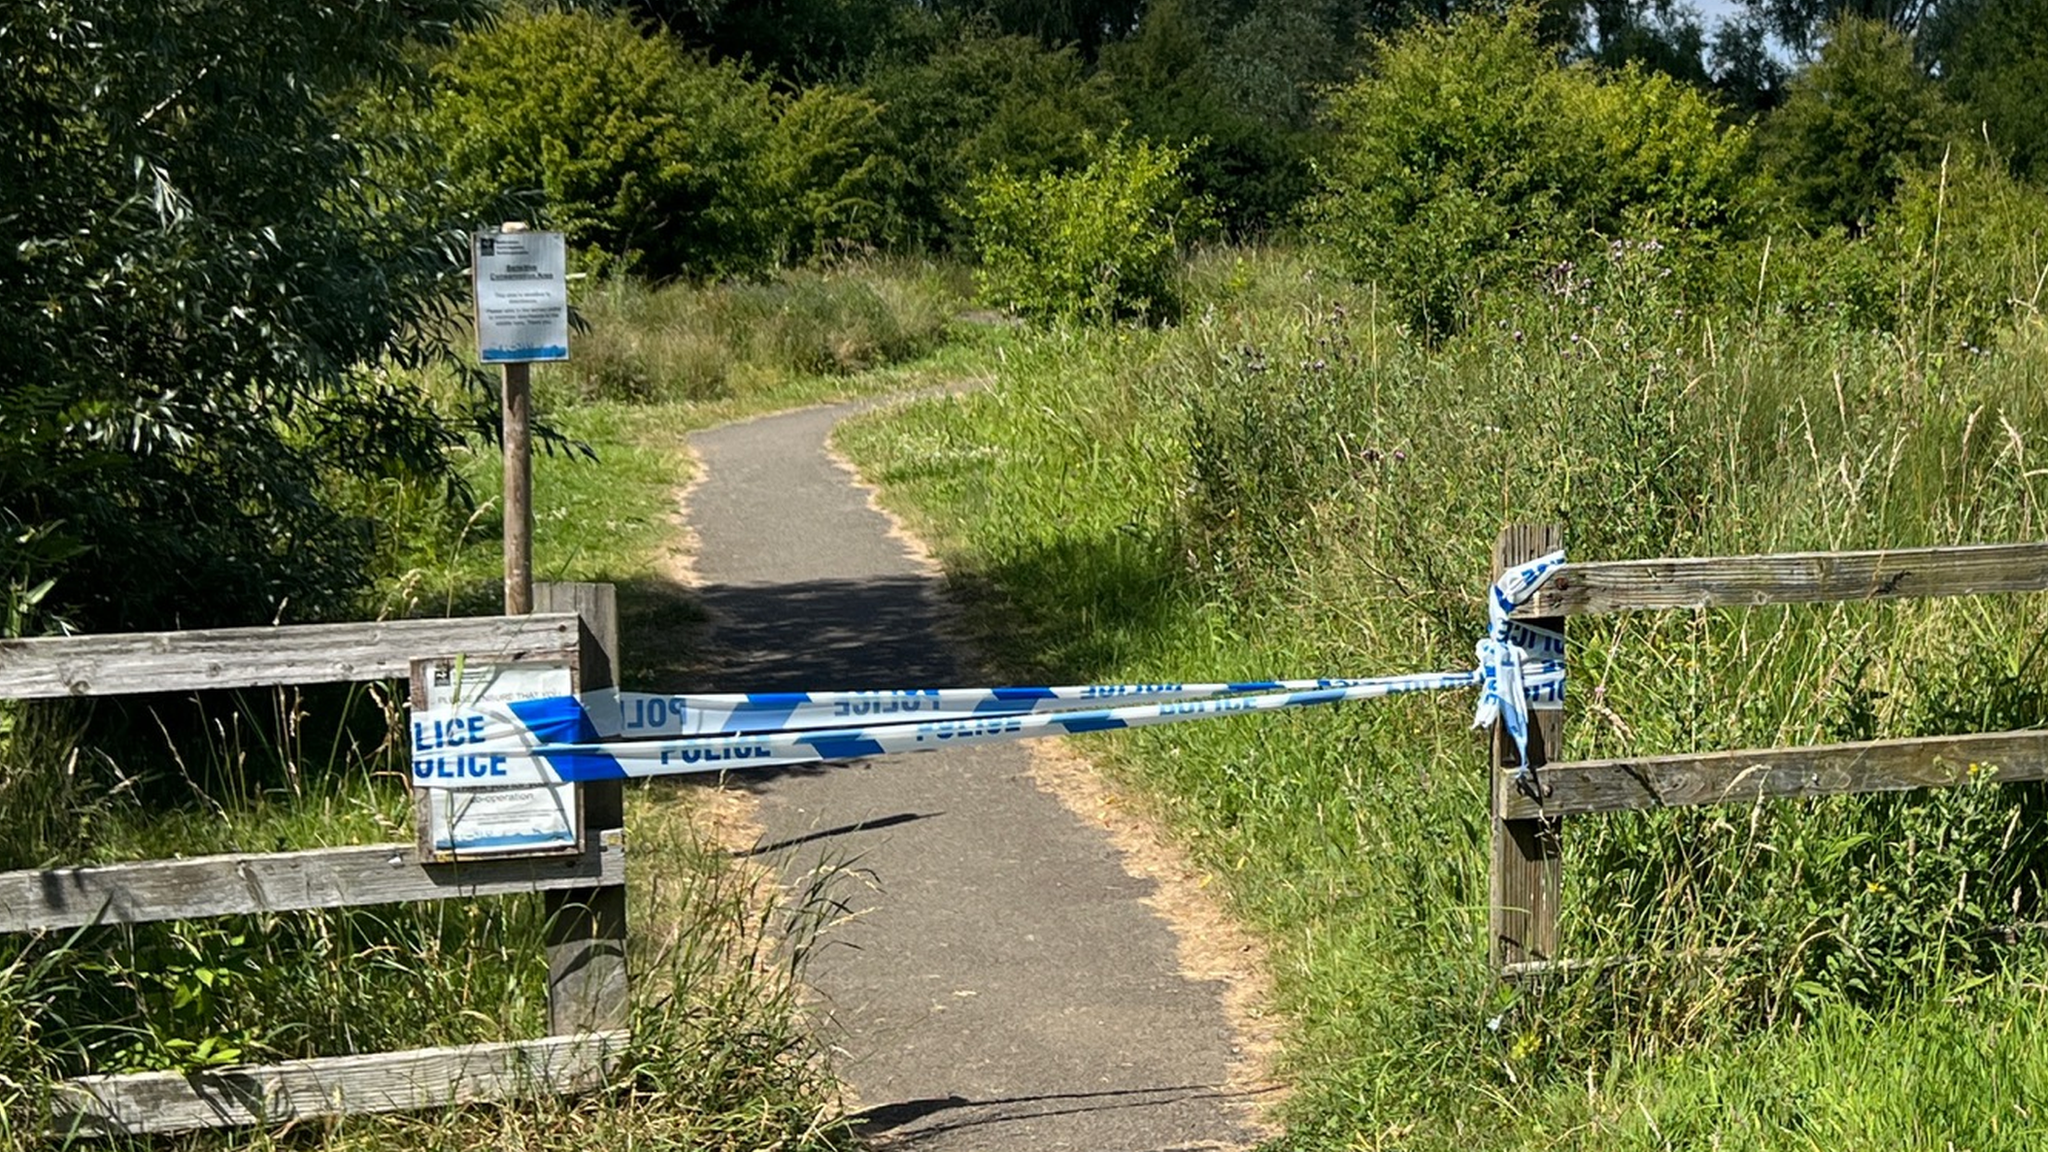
0, 584, 629, 1135
1485, 528, 2048, 975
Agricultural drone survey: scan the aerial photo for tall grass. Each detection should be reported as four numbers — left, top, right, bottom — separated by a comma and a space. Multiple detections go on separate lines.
564, 259, 969, 403
0, 685, 859, 1147
836, 243, 2048, 1149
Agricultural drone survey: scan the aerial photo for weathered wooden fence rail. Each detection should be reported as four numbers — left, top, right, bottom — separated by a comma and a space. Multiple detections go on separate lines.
0, 586, 629, 1136
1486, 529, 2048, 974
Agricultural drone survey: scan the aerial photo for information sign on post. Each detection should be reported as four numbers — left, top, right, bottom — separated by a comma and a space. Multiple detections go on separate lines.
472, 223, 569, 616
411, 657, 582, 860
472, 229, 570, 363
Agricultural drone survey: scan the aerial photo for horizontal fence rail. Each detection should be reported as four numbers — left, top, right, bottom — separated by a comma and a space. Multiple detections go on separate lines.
1513, 542, 2048, 618
1492, 530, 2048, 978
0, 833, 625, 933
0, 613, 581, 700
51, 1031, 627, 1136
1501, 729, 2048, 820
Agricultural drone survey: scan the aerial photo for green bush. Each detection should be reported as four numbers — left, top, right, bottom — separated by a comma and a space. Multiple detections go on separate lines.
1728, 143, 2048, 344
429, 9, 781, 279
965, 131, 1203, 323
1757, 16, 1960, 233
1313, 8, 1750, 334
1, 0, 494, 636
866, 31, 1126, 247
763, 85, 908, 262
1879, 144, 2048, 345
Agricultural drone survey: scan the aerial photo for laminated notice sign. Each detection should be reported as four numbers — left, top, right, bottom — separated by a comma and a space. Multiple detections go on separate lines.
412, 658, 581, 859
473, 230, 569, 363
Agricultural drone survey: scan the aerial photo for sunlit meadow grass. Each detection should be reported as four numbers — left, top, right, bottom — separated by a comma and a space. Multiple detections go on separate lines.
837, 243, 2048, 1149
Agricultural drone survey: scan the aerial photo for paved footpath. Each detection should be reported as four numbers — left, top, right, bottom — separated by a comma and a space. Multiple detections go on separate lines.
683, 401, 1266, 1152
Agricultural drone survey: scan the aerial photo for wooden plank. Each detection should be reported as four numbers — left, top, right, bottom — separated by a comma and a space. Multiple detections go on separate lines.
0, 835, 625, 933
1490, 525, 1564, 973
1514, 541, 2048, 618
0, 614, 581, 700
49, 1030, 627, 1135
536, 583, 630, 1035
1500, 729, 2048, 820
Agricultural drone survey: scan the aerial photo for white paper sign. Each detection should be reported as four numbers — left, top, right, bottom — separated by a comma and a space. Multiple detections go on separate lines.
415, 659, 580, 858
473, 230, 569, 363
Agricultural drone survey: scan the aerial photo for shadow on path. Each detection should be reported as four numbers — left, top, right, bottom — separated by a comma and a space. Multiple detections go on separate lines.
688, 574, 963, 692
733, 811, 944, 858
853, 1083, 1288, 1150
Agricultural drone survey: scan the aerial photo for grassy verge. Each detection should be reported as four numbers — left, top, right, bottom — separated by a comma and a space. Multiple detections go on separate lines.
835, 244, 2048, 1149
0, 262, 994, 1149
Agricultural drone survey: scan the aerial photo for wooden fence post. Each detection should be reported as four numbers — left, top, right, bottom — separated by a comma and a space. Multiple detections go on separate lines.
534, 582, 630, 1033
1490, 525, 1564, 973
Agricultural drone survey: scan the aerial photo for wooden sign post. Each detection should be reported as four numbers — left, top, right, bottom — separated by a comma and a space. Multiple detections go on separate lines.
472, 221, 570, 616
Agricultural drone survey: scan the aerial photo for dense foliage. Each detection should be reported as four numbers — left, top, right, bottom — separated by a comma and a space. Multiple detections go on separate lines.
966, 132, 1202, 322
1757, 15, 1958, 231
428, 9, 784, 279
0, 0, 494, 635
1315, 10, 1749, 333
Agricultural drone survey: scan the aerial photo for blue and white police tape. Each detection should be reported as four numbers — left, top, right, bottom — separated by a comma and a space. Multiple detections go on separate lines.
415, 677, 1475, 753
1471, 549, 1567, 780
408, 668, 1559, 788
407, 549, 1571, 790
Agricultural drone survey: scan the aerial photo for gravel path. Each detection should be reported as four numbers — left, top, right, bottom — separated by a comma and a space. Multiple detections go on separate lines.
682, 400, 1266, 1152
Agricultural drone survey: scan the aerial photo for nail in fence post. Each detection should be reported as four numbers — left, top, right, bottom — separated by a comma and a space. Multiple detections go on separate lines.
1491, 524, 1564, 973
535, 581, 629, 1033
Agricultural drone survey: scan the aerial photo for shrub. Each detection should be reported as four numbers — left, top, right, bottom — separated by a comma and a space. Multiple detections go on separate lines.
429, 9, 781, 279
1877, 144, 2048, 345
762, 85, 908, 262
965, 131, 1203, 324
866, 31, 1126, 247
1313, 8, 1750, 334
1, 0, 493, 635
1756, 15, 1960, 233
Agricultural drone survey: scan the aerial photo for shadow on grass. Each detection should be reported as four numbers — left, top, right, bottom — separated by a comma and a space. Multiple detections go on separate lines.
941, 527, 1195, 686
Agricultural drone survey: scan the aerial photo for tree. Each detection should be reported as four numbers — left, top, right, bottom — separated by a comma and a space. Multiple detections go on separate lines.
427, 9, 783, 280
1758, 15, 1961, 230
628, 0, 922, 84
865, 29, 1125, 247
1, 0, 494, 634
1924, 0, 2048, 182
1315, 9, 1751, 332
1743, 0, 1938, 57
1101, 0, 1336, 233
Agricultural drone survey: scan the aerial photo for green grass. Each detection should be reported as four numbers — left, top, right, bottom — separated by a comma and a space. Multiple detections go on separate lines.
835, 244, 2048, 1150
